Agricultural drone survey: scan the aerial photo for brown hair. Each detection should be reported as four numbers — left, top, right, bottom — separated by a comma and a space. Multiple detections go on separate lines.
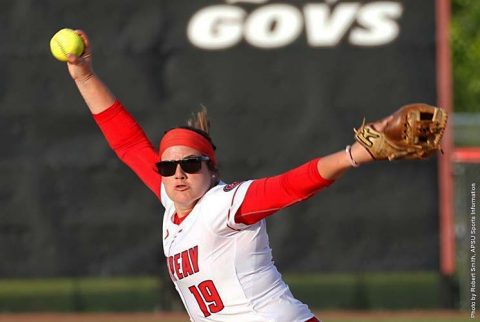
185, 106, 219, 183
187, 105, 210, 134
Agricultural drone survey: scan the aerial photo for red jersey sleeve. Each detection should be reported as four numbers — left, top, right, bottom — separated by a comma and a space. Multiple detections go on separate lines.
236, 158, 334, 225
93, 100, 161, 199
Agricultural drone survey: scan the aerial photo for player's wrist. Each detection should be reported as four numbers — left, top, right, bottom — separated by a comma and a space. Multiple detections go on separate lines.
349, 142, 374, 166
345, 145, 359, 167
73, 70, 96, 84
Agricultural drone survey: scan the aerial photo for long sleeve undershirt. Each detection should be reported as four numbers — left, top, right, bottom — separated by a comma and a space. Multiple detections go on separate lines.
93, 101, 334, 225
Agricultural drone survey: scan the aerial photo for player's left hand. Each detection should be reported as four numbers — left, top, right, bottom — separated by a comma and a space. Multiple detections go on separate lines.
349, 115, 394, 164
353, 103, 448, 161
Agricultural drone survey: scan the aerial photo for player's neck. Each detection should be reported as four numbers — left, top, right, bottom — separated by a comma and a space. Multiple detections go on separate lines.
175, 204, 195, 218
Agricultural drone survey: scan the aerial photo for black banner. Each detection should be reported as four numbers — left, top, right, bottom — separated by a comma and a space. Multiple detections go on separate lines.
0, 0, 437, 276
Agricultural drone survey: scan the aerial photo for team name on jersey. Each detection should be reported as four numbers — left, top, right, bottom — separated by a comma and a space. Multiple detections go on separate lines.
167, 245, 200, 281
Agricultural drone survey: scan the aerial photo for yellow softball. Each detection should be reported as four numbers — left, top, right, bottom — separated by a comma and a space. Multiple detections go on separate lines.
50, 28, 85, 62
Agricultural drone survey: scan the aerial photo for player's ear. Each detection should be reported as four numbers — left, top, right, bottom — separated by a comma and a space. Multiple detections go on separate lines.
207, 161, 220, 184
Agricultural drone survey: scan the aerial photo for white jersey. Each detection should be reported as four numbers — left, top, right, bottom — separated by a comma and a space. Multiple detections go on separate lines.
161, 181, 315, 322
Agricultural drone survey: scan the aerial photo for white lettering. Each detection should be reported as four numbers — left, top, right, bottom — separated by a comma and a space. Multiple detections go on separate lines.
187, 2, 404, 50
245, 4, 303, 48
350, 2, 403, 46
304, 3, 360, 46
187, 5, 246, 50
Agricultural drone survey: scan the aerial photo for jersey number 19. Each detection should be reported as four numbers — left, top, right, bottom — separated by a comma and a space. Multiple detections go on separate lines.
189, 280, 225, 317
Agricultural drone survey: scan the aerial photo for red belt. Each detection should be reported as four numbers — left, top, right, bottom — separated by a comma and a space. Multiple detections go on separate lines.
305, 317, 320, 322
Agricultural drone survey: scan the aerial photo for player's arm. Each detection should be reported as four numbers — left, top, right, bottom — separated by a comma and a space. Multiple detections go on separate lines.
66, 30, 115, 114
235, 146, 363, 225
236, 118, 392, 225
236, 158, 331, 225
65, 30, 161, 198
92, 101, 161, 198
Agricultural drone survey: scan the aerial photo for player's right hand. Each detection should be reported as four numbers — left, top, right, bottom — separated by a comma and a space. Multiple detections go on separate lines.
66, 30, 94, 82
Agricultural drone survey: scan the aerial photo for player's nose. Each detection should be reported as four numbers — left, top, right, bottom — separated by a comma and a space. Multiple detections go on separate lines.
174, 163, 186, 179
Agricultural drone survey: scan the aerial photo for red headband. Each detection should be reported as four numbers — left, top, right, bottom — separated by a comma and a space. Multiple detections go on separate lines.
159, 128, 216, 167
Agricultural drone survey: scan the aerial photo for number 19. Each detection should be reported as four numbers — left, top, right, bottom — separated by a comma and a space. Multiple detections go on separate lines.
188, 280, 225, 317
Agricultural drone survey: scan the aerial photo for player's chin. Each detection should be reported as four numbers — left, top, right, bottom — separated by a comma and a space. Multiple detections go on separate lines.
170, 191, 198, 205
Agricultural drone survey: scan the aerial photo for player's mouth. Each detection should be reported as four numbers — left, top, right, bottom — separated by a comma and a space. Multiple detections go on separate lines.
175, 184, 189, 191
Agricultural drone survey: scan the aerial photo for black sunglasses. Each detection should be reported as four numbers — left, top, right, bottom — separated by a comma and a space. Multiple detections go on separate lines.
156, 156, 210, 177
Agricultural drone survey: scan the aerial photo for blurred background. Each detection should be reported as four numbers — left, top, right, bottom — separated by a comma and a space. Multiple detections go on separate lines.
0, 0, 478, 318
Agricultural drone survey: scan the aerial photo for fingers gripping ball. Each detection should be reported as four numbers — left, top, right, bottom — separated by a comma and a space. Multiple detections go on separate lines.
354, 103, 448, 160
50, 28, 85, 62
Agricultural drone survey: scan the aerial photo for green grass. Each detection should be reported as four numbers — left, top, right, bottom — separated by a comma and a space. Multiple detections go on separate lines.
284, 272, 443, 309
0, 272, 450, 312
0, 277, 162, 312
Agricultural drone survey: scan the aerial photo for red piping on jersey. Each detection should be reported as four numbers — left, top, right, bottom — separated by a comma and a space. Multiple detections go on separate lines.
173, 210, 192, 225
226, 182, 245, 232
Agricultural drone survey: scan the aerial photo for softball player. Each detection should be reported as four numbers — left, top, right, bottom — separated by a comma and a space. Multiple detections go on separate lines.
65, 30, 384, 322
